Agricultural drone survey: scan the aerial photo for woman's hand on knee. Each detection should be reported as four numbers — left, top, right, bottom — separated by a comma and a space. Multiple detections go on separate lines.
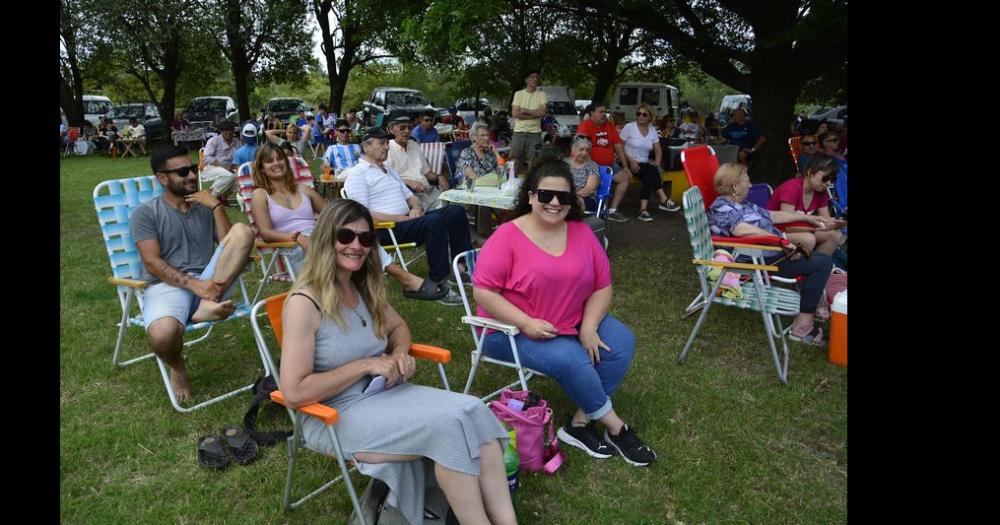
578, 327, 610, 365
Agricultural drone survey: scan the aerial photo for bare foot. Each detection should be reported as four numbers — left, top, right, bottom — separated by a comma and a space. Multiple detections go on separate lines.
169, 365, 192, 403
191, 299, 236, 323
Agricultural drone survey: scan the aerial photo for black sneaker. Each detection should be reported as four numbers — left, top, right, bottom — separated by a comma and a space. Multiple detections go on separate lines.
557, 421, 614, 459
604, 424, 656, 466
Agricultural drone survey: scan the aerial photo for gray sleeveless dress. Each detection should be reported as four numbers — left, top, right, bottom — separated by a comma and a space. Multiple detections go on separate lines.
300, 291, 508, 525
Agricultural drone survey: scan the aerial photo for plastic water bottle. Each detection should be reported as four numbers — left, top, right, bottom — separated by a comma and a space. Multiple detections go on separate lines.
504, 429, 519, 491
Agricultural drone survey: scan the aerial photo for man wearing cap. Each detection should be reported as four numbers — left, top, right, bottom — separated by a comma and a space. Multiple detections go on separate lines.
441, 106, 466, 128
201, 121, 241, 201
385, 116, 448, 212
510, 69, 547, 176
233, 123, 259, 168
344, 127, 471, 306
411, 110, 440, 144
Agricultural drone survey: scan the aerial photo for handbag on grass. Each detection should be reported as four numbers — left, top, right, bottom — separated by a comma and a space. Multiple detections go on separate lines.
488, 389, 565, 474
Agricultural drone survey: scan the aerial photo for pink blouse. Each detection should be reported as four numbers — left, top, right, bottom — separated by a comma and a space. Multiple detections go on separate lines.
473, 220, 611, 335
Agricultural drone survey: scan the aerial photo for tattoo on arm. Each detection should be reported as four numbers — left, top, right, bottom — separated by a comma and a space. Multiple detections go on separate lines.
157, 260, 190, 288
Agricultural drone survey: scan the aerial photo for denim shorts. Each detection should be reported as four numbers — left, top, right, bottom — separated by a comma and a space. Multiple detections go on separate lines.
142, 243, 232, 329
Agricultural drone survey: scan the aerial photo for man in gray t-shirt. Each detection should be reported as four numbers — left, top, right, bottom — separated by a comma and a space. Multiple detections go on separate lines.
131, 145, 254, 403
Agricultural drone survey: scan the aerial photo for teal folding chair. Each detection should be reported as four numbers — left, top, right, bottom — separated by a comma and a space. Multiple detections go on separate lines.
93, 175, 258, 412
452, 249, 546, 400
679, 186, 798, 384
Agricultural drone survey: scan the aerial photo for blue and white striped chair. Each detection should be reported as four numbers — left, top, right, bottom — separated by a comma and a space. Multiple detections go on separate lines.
93, 175, 259, 412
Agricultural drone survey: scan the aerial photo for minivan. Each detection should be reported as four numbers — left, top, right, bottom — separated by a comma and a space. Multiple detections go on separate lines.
183, 96, 238, 128
538, 85, 580, 135
82, 95, 114, 126
611, 82, 679, 123
718, 94, 752, 125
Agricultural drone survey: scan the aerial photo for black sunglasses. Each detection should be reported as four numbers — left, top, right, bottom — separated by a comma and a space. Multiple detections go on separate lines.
800, 141, 817, 146
823, 138, 839, 143
636, 112, 650, 117
160, 165, 198, 178
533, 189, 572, 205
336, 228, 375, 247
336, 128, 350, 133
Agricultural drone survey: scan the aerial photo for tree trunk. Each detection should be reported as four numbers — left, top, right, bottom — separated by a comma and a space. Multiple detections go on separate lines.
329, 73, 348, 118
590, 62, 618, 107
746, 73, 804, 187
225, 0, 252, 122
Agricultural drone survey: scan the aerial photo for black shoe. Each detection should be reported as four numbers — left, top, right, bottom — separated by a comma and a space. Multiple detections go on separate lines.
605, 424, 656, 466
557, 420, 614, 459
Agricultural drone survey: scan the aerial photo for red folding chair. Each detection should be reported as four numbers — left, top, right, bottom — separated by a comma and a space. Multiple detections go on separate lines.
788, 136, 801, 169
680, 144, 720, 210
63, 127, 80, 157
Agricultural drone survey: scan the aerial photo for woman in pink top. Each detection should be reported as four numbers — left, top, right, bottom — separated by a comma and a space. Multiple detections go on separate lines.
249, 143, 446, 301
766, 152, 845, 256
474, 157, 656, 467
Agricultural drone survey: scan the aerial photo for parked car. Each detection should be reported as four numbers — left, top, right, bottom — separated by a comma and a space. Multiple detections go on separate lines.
183, 96, 238, 128
718, 94, 752, 126
82, 95, 114, 127
362, 87, 436, 127
453, 97, 491, 124
262, 97, 309, 125
611, 82, 680, 124
538, 86, 580, 135
809, 105, 847, 126
575, 99, 592, 114
107, 102, 163, 140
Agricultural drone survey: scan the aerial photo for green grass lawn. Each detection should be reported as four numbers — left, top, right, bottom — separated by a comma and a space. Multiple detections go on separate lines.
60, 152, 846, 524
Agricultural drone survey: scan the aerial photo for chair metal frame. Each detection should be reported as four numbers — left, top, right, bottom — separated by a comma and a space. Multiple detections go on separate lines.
250, 292, 452, 519
679, 187, 797, 384
583, 166, 613, 251
93, 175, 258, 412
63, 127, 81, 157
452, 250, 546, 401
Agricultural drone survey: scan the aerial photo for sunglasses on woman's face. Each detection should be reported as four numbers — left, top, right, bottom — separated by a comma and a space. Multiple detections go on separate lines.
800, 141, 817, 146
533, 189, 572, 205
336, 128, 350, 133
336, 228, 375, 247
636, 112, 650, 117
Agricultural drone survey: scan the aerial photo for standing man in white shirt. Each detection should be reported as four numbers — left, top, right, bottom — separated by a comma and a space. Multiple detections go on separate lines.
385, 116, 448, 212
509, 69, 547, 177
200, 121, 240, 203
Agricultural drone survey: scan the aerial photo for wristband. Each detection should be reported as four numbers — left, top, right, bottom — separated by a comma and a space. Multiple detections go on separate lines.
211, 202, 223, 211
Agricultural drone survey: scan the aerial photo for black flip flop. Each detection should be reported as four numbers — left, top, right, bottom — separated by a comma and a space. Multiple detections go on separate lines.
402, 279, 448, 301
221, 425, 259, 465
197, 435, 230, 470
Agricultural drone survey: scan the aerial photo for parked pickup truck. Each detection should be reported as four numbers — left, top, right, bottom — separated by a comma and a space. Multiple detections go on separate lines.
362, 87, 437, 128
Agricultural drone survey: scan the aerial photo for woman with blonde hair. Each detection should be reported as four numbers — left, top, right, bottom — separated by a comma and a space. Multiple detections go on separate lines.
619, 102, 678, 221
280, 199, 517, 525
707, 162, 833, 346
250, 142, 447, 301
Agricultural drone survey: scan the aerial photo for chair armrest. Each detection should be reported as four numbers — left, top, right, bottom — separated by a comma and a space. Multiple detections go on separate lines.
461, 316, 520, 335
256, 240, 297, 249
269, 390, 340, 426
775, 221, 817, 233
712, 234, 788, 252
712, 241, 784, 252
108, 277, 149, 288
374, 221, 397, 229
693, 259, 779, 272
409, 343, 452, 364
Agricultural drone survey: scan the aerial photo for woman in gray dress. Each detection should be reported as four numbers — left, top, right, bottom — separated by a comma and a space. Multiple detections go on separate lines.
279, 199, 517, 525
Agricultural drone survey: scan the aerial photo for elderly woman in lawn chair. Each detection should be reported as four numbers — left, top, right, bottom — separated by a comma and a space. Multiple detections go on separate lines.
708, 162, 834, 347
472, 156, 657, 467
279, 199, 517, 525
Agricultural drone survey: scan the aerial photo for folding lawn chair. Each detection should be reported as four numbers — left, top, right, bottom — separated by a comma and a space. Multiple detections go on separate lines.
679, 186, 798, 384
93, 175, 258, 412
419, 141, 447, 181
444, 140, 472, 187
250, 292, 452, 519
588, 165, 613, 250
63, 127, 80, 157
235, 161, 316, 303
788, 136, 801, 169
452, 250, 547, 401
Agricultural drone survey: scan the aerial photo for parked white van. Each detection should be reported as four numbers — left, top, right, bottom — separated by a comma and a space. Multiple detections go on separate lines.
83, 95, 114, 126
538, 85, 580, 135
611, 82, 679, 123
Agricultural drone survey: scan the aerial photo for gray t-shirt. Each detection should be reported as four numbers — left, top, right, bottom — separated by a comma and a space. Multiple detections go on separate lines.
564, 157, 599, 191
130, 196, 217, 284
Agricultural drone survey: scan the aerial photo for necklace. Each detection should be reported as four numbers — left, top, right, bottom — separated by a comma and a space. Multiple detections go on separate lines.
347, 302, 367, 327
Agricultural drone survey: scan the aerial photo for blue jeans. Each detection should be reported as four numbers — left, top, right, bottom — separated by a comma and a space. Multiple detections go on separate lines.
482, 314, 635, 420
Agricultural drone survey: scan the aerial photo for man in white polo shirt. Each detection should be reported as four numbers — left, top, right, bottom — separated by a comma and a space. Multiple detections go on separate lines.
344, 127, 470, 305
385, 115, 448, 212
